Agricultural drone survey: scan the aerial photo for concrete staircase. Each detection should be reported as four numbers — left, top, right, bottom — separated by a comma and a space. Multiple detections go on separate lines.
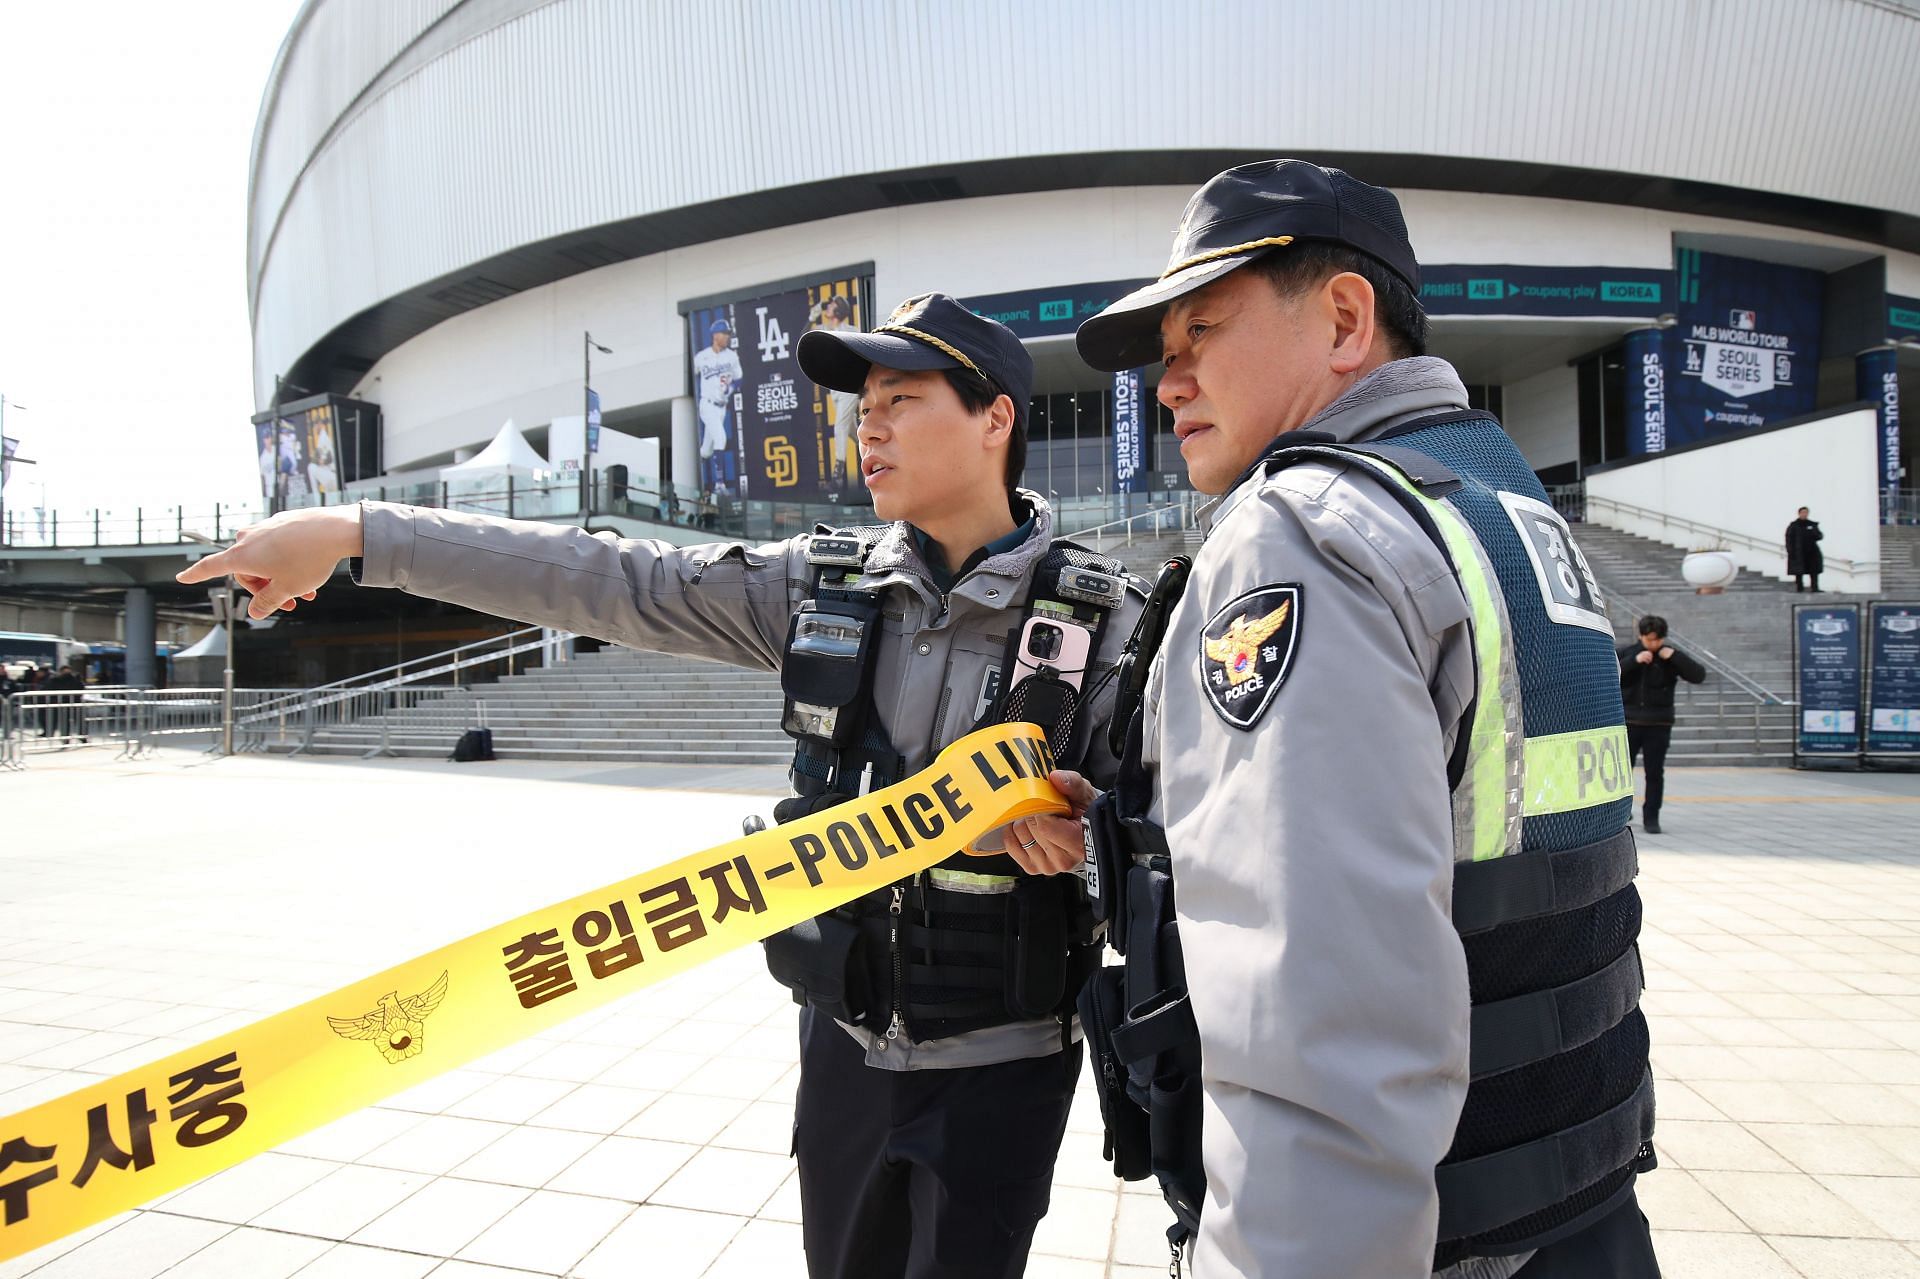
294, 647, 789, 763
1576, 524, 1821, 766
1882, 526, 1920, 597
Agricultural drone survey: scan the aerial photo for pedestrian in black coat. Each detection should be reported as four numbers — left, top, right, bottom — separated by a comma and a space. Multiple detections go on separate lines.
1786, 506, 1823, 592
1619, 614, 1707, 834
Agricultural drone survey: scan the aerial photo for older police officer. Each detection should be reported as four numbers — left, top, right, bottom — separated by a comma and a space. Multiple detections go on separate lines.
1022, 163, 1660, 1277
179, 294, 1141, 1279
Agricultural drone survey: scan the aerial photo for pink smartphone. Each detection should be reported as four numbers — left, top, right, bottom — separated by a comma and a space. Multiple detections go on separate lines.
1010, 614, 1092, 692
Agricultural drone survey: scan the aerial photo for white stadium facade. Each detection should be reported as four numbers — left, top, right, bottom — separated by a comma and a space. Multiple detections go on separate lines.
249, 0, 1920, 552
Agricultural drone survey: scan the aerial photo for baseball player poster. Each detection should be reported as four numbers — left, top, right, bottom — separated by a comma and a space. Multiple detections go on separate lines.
682, 267, 870, 501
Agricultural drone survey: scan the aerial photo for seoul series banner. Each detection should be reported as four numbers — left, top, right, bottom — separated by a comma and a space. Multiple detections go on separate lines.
1668, 249, 1824, 448
682, 269, 871, 501
1795, 604, 1863, 762
1856, 347, 1903, 499
1623, 327, 1669, 456
1867, 603, 1920, 756
1112, 368, 1146, 494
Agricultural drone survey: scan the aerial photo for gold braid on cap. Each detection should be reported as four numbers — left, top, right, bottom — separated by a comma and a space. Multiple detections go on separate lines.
874, 324, 985, 377
1161, 235, 1295, 280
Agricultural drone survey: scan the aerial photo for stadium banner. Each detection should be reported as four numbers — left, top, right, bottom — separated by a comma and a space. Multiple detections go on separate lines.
1856, 346, 1902, 499
681, 268, 872, 501
250, 397, 352, 504
1795, 603, 1864, 763
1416, 265, 1670, 318
962, 280, 1151, 340
1890, 293, 1920, 342
1867, 602, 1920, 756
1112, 367, 1146, 494
1667, 249, 1824, 449
0, 722, 1067, 1264
1622, 327, 1669, 456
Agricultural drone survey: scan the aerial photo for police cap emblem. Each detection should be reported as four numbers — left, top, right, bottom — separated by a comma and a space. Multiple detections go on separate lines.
1199, 584, 1301, 729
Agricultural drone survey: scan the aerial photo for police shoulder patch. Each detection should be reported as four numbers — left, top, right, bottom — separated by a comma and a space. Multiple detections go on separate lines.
1198, 583, 1302, 730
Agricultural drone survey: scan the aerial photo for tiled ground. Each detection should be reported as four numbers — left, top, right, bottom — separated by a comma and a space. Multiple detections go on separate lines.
1, 748, 1917, 1277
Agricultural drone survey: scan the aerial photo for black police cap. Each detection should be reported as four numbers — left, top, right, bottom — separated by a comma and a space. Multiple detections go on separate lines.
797, 292, 1033, 428
1076, 160, 1422, 372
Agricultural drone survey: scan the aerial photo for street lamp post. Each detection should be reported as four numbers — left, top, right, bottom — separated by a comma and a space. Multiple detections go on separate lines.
183, 530, 236, 755
584, 331, 612, 514
210, 585, 236, 755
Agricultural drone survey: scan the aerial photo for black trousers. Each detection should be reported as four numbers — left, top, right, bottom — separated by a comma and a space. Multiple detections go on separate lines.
1794, 573, 1820, 591
1511, 1193, 1661, 1276
1626, 724, 1671, 819
794, 1007, 1081, 1279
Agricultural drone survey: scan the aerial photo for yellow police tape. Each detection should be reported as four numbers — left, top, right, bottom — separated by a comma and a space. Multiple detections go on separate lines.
0, 722, 1067, 1263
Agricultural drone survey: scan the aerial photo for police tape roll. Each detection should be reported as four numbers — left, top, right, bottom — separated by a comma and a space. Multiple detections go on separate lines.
0, 722, 1068, 1262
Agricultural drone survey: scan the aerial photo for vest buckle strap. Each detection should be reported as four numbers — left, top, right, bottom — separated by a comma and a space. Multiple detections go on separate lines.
1434, 1068, 1657, 1242
1452, 827, 1638, 937
1108, 987, 1199, 1071
1469, 946, 1644, 1080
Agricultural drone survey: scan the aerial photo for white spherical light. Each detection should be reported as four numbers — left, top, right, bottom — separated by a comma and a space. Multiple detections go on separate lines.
1681, 550, 1738, 590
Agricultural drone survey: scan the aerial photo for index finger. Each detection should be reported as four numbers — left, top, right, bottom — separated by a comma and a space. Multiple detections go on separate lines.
176, 550, 237, 584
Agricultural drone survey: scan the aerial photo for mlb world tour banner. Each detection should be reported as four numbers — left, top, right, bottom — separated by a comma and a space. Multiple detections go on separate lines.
0, 723, 1066, 1262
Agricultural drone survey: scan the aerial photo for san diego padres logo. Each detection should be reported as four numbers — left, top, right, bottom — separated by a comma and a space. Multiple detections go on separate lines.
1198, 584, 1302, 729
327, 972, 449, 1063
764, 437, 799, 488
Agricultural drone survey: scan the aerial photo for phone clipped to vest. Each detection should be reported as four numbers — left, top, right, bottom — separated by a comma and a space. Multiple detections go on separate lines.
1010, 604, 1092, 692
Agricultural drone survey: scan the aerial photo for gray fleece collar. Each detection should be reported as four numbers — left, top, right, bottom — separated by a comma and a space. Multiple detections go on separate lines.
1197, 356, 1472, 531
1301, 356, 1471, 444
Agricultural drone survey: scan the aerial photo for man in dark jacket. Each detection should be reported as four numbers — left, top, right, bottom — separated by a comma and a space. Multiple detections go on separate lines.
1786, 506, 1823, 591
1619, 615, 1706, 834
42, 661, 89, 744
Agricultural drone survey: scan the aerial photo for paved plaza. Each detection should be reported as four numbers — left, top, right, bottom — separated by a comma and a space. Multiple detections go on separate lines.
1, 748, 1918, 1278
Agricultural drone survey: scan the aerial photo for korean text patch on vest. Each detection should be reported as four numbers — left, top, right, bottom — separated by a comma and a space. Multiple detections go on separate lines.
1198, 584, 1301, 729
1497, 492, 1610, 634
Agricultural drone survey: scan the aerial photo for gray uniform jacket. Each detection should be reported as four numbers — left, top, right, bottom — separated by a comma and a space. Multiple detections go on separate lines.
353, 488, 1143, 1070
1142, 359, 1525, 1278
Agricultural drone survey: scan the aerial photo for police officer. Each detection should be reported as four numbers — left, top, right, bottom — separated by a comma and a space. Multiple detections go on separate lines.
178, 294, 1142, 1279
1023, 162, 1660, 1277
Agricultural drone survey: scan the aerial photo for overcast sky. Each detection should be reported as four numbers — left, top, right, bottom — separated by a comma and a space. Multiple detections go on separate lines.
0, 0, 305, 517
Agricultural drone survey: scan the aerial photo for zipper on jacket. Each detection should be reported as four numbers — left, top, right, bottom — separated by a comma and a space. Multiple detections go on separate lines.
884, 882, 908, 1043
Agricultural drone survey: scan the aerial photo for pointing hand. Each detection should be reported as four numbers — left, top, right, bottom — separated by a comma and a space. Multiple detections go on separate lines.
175, 507, 364, 620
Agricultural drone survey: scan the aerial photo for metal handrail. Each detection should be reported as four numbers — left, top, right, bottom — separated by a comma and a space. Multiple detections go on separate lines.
1587, 495, 1873, 574
1059, 498, 1191, 552
243, 628, 561, 724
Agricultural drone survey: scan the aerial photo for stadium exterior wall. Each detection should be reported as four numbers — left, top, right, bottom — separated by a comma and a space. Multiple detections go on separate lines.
354, 185, 1920, 472
251, 0, 1920, 415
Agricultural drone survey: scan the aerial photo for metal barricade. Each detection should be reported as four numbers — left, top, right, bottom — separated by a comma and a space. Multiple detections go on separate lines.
0, 688, 291, 765
0, 687, 140, 762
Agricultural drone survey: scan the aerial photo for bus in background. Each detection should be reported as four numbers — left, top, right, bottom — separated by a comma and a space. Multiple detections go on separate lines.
1, 631, 88, 681
83, 641, 180, 686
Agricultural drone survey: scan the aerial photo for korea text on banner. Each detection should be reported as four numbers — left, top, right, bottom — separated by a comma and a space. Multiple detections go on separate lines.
0, 722, 1068, 1263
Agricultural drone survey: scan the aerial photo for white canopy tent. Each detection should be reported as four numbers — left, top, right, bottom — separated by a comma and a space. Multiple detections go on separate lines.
441, 419, 549, 514
443, 418, 548, 481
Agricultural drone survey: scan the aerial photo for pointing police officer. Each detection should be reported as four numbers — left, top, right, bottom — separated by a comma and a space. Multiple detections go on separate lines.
1025, 162, 1660, 1277
178, 294, 1144, 1279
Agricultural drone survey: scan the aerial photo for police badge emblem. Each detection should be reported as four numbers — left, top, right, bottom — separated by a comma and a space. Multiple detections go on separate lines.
1199, 584, 1301, 729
